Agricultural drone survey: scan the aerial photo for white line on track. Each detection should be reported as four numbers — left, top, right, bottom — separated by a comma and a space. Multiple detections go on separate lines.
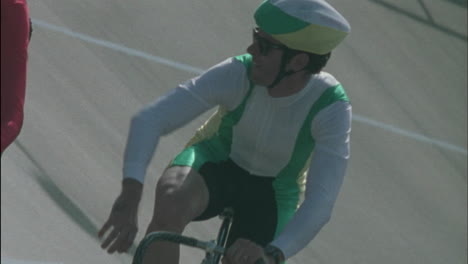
31, 19, 467, 156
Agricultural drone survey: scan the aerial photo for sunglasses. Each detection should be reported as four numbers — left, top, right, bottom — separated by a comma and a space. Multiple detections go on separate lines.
252, 27, 288, 56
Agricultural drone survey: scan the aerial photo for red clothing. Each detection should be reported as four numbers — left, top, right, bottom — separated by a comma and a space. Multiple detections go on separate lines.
1, 0, 30, 153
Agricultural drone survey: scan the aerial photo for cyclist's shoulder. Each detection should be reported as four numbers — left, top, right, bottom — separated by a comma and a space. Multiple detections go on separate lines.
202, 55, 249, 79
312, 71, 341, 88
310, 72, 349, 102
232, 53, 253, 65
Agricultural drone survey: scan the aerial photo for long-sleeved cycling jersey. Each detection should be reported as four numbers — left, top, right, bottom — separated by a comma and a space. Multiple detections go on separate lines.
123, 54, 351, 258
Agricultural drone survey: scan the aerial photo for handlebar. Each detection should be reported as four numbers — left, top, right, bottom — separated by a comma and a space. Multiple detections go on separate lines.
132, 231, 266, 264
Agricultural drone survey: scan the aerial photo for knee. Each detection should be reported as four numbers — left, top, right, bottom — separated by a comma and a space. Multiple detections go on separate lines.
154, 182, 187, 218
155, 177, 180, 202
150, 173, 192, 229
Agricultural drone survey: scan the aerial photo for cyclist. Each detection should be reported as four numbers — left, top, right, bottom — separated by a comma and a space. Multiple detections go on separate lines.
99, 0, 351, 263
1, 0, 32, 155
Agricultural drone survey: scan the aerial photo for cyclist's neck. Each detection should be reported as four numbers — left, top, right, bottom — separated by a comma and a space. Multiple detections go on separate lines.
267, 72, 312, 98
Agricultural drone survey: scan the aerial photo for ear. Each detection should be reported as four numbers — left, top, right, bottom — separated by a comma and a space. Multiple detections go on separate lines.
289, 53, 310, 72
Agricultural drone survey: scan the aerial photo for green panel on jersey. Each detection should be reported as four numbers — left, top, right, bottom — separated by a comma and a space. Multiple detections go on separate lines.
171, 54, 254, 169
273, 84, 349, 237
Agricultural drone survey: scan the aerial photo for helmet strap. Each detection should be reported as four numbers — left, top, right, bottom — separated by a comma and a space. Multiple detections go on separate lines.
267, 50, 302, 89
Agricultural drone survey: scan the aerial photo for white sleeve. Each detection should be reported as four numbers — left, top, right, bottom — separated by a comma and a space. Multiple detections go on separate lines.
271, 101, 352, 259
123, 58, 249, 183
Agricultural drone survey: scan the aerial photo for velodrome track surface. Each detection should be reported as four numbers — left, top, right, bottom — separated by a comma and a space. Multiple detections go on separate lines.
1, 0, 466, 263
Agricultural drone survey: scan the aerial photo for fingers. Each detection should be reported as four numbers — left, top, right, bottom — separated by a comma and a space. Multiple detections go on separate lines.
98, 220, 112, 238
108, 229, 128, 253
101, 226, 120, 252
98, 195, 139, 254
114, 226, 138, 253
100, 224, 138, 254
121, 228, 137, 252
224, 239, 265, 264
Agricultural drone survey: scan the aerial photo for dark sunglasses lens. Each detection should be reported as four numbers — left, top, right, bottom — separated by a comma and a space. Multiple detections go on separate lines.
259, 39, 269, 55
253, 29, 269, 56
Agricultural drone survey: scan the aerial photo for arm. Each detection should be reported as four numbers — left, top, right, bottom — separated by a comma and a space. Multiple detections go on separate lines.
1, 0, 30, 154
270, 101, 352, 259
122, 86, 213, 183
123, 57, 249, 183
99, 57, 249, 253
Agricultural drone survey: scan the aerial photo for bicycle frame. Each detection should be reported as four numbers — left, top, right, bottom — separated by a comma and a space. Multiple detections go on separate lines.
133, 208, 240, 264
202, 207, 233, 263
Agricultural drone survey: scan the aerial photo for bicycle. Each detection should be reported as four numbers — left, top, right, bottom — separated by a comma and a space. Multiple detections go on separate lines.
132, 207, 266, 264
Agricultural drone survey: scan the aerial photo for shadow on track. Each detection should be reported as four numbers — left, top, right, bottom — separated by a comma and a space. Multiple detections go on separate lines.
14, 140, 138, 256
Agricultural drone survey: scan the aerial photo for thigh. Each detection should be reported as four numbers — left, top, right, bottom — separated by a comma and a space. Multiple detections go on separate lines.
227, 178, 278, 247
192, 160, 239, 221
154, 166, 210, 224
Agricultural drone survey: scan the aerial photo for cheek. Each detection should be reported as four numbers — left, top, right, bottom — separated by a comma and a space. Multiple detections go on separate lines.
252, 65, 268, 81
258, 61, 279, 78
251, 66, 274, 86
250, 54, 282, 84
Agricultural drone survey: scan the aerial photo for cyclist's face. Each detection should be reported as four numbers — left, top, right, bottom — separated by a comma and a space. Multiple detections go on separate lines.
247, 28, 286, 86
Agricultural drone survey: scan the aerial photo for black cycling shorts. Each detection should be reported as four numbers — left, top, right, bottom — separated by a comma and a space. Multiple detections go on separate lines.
192, 159, 278, 248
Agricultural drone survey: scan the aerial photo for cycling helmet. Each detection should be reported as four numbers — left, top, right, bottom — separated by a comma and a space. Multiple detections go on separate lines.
254, 0, 350, 87
254, 0, 351, 55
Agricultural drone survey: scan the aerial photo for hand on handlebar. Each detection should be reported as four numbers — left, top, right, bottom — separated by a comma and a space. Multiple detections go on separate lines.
221, 238, 274, 264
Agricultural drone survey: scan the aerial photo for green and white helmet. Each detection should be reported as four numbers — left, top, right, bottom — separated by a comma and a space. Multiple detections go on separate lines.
254, 0, 351, 55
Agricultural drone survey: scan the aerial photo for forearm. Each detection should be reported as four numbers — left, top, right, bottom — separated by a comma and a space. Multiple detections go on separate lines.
121, 178, 143, 197
270, 195, 334, 259
271, 150, 348, 258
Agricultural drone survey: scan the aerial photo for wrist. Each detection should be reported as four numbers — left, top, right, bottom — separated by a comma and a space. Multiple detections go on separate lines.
121, 178, 143, 200
264, 244, 285, 264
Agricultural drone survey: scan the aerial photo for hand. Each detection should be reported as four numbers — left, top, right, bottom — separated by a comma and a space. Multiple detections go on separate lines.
98, 179, 142, 254
222, 238, 274, 264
